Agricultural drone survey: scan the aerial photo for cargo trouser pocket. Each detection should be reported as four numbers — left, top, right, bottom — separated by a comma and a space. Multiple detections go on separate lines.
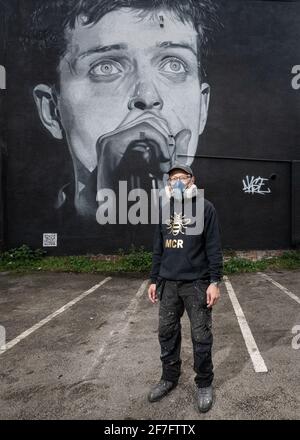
191, 280, 213, 338
156, 277, 166, 301
193, 279, 209, 308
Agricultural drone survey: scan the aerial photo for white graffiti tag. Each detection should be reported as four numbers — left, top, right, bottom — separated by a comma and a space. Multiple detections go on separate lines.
242, 176, 271, 195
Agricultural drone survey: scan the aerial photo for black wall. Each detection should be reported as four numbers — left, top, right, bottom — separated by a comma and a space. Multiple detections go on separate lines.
1, 0, 300, 254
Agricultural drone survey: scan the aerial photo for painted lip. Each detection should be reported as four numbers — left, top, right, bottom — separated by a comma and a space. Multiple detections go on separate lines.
128, 140, 151, 153
117, 110, 171, 135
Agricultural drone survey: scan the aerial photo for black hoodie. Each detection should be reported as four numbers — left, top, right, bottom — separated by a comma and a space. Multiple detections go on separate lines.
149, 192, 223, 283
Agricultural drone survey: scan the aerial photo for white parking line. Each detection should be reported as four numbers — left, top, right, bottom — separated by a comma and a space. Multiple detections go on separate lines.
223, 275, 268, 373
0, 277, 112, 356
82, 279, 149, 379
258, 272, 300, 305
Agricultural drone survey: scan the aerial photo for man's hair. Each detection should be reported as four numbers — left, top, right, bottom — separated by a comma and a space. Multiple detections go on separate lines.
21, 0, 219, 86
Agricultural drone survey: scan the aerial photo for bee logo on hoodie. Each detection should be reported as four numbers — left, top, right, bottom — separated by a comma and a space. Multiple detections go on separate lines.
166, 212, 191, 236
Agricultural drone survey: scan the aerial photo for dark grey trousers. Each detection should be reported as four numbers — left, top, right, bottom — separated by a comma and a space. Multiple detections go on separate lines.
156, 278, 214, 388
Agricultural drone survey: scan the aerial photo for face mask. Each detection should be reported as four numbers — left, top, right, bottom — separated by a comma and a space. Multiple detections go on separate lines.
171, 179, 187, 199
172, 180, 186, 192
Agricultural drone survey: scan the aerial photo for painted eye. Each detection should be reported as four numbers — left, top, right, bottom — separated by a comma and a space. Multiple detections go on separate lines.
161, 58, 187, 74
90, 61, 121, 77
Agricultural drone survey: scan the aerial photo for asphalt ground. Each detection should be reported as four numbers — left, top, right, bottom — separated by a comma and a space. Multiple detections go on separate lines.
0, 269, 299, 420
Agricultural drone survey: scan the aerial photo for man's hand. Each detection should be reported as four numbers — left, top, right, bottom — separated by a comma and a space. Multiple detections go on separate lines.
206, 284, 221, 308
148, 283, 158, 304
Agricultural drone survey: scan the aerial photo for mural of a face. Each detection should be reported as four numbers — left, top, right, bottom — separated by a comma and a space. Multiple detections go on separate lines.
33, 7, 210, 219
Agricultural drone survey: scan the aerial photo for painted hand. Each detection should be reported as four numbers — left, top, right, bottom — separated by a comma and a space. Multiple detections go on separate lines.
96, 116, 191, 193
96, 116, 171, 193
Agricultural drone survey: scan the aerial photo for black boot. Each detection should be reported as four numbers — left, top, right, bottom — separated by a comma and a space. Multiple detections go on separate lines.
196, 384, 213, 413
147, 379, 177, 402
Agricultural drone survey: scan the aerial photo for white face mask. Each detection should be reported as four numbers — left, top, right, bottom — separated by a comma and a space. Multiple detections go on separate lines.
171, 179, 187, 194
165, 182, 197, 200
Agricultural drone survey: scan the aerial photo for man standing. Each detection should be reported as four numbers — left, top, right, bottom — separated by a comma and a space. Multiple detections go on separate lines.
148, 162, 223, 413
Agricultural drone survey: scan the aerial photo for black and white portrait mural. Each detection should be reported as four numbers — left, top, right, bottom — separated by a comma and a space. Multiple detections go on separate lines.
30, 1, 212, 216
1, 0, 300, 253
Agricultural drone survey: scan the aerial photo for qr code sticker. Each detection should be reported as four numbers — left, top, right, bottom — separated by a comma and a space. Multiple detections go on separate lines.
43, 233, 57, 247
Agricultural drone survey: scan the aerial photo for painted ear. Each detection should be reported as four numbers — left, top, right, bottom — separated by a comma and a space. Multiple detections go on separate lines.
199, 82, 210, 135
33, 84, 63, 140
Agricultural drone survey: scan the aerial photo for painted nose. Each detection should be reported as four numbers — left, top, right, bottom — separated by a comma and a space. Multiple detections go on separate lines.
128, 81, 164, 110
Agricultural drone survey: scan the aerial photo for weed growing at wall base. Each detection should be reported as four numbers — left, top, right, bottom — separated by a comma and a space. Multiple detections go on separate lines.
0, 245, 299, 275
